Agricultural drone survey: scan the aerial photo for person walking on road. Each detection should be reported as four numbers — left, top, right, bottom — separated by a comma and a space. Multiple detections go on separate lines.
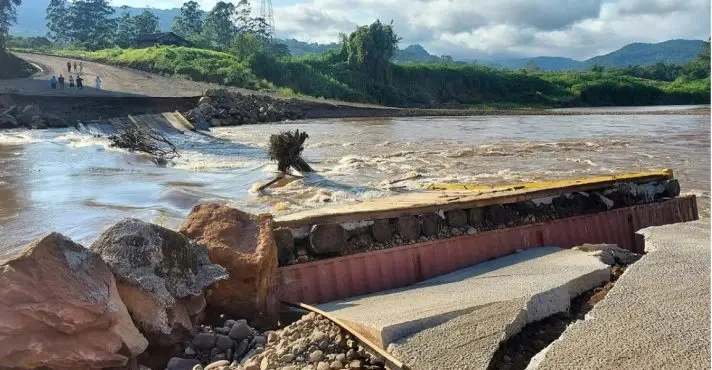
95, 76, 102, 90
79, 61, 83, 74
76, 75, 83, 89
66, 61, 71, 73
73, 61, 78, 73
58, 74, 65, 90
50, 76, 57, 89
69, 75, 75, 89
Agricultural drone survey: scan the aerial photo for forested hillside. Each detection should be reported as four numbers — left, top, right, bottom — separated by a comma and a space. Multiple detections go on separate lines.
6, 1, 710, 107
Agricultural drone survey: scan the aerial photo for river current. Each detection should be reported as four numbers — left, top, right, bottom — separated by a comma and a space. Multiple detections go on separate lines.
1, 111, 709, 251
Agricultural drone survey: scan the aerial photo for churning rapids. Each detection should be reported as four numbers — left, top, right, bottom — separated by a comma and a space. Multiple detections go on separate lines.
1, 112, 709, 251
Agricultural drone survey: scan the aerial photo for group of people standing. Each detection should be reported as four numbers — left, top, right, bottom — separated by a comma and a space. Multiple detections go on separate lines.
49, 60, 102, 91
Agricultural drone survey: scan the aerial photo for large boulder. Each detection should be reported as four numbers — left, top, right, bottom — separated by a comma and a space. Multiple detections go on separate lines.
179, 204, 278, 323
90, 219, 228, 347
0, 233, 148, 369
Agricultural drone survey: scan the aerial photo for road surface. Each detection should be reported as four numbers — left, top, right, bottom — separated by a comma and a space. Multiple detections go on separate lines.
529, 220, 711, 370
1, 52, 247, 97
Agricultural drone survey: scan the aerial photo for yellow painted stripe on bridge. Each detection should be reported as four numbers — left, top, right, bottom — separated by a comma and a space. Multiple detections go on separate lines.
424, 169, 674, 191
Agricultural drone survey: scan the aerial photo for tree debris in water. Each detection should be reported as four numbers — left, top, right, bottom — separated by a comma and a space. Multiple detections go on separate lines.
108, 125, 180, 165
268, 130, 313, 173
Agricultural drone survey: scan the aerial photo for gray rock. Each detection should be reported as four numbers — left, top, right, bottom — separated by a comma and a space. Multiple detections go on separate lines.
89, 219, 227, 346
235, 339, 249, 358
90, 218, 228, 303
166, 357, 201, 370
281, 353, 295, 363
328, 360, 342, 369
184, 346, 197, 356
215, 327, 230, 335
224, 319, 237, 328
466, 227, 478, 235
316, 362, 329, 370
216, 334, 234, 351
308, 350, 323, 362
192, 332, 217, 350
335, 354, 345, 362
349, 360, 361, 369
240, 348, 259, 364
205, 360, 230, 370
250, 335, 266, 347
229, 320, 252, 341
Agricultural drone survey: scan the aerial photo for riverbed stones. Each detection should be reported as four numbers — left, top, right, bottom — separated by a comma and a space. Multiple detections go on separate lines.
187, 90, 305, 127
395, 215, 420, 241
371, 219, 393, 243
0, 233, 148, 369
665, 179, 681, 197
229, 320, 253, 341
273, 227, 295, 265
179, 204, 278, 324
467, 207, 485, 226
421, 213, 440, 236
309, 223, 347, 255
446, 209, 468, 228
91, 218, 228, 347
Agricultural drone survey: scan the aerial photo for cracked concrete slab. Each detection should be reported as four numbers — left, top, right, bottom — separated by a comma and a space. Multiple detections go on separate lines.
527, 220, 711, 370
317, 246, 615, 370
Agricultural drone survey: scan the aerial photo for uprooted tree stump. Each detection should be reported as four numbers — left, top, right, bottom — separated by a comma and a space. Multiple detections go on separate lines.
108, 125, 180, 165
258, 130, 313, 191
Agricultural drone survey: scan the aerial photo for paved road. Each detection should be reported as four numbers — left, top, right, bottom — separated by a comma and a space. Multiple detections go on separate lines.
529, 220, 711, 370
318, 246, 616, 370
1, 52, 234, 97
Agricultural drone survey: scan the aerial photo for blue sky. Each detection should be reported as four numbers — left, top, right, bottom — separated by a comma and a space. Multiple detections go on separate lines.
74, 1, 712, 59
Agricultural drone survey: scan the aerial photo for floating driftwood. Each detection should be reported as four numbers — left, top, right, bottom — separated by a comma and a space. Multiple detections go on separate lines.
108, 124, 179, 165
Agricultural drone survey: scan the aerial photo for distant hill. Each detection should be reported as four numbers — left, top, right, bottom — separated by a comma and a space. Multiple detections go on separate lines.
584, 39, 705, 68
393, 44, 444, 63
489, 56, 582, 71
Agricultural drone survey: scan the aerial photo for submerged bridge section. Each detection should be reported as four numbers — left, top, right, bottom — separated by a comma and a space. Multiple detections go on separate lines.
77, 112, 197, 136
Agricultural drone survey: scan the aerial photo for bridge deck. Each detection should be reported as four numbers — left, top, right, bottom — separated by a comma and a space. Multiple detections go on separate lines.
273, 170, 674, 228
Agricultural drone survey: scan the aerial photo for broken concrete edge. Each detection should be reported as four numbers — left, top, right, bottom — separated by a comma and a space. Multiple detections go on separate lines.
378, 250, 622, 352
522, 251, 645, 370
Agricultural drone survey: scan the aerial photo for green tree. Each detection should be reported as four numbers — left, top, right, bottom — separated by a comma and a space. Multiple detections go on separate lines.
590, 64, 605, 73
682, 38, 710, 79
171, 1, 203, 38
0, 0, 21, 51
202, 1, 237, 50
340, 20, 400, 83
67, 0, 115, 49
46, 0, 69, 43
115, 6, 136, 48
133, 9, 159, 35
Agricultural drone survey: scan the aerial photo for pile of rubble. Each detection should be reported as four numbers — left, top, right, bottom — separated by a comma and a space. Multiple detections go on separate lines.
0, 95, 69, 129
170, 312, 386, 370
185, 89, 305, 127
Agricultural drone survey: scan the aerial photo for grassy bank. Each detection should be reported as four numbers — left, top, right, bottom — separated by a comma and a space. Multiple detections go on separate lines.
0, 52, 37, 79
15, 46, 711, 108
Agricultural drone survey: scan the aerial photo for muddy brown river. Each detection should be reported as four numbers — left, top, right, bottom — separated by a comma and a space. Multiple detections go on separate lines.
0, 111, 709, 251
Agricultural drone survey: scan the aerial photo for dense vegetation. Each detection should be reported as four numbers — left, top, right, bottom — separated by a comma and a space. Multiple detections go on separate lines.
6, 0, 711, 107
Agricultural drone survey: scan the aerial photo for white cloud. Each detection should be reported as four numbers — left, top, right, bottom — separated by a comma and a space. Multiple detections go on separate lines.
114, 0, 711, 59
